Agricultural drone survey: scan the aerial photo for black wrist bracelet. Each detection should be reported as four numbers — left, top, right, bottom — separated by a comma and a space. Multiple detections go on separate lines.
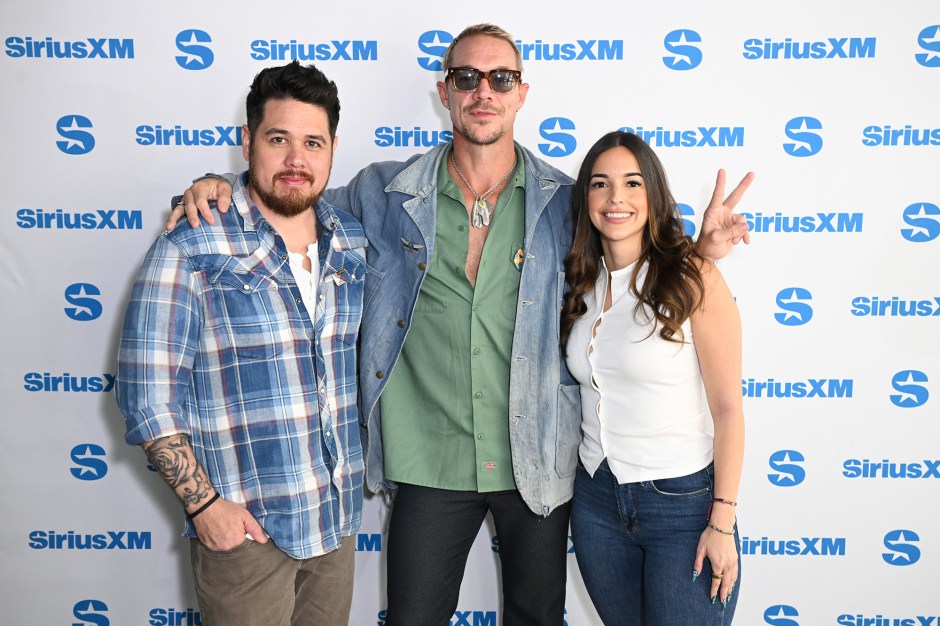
188, 492, 220, 519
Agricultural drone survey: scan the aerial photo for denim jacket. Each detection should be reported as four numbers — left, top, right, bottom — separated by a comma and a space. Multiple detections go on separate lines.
324, 142, 580, 516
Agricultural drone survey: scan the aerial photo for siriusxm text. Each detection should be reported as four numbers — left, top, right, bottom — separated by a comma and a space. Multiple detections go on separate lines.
149, 608, 202, 626
838, 614, 940, 626
743, 37, 875, 60
250, 39, 377, 61
843, 459, 940, 479
17, 209, 141, 230
5, 36, 134, 59
374, 126, 453, 148
851, 297, 940, 317
24, 372, 114, 393
742, 378, 853, 398
862, 125, 940, 147
740, 212, 862, 233
513, 38, 622, 61
618, 126, 744, 148
29, 530, 151, 550
136, 125, 243, 147
741, 536, 846, 556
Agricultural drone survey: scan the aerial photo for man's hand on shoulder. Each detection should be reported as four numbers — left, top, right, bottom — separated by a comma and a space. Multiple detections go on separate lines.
696, 169, 755, 262
166, 175, 235, 230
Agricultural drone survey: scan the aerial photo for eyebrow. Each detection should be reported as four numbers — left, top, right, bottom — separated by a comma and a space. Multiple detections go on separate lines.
264, 127, 327, 143
591, 171, 643, 178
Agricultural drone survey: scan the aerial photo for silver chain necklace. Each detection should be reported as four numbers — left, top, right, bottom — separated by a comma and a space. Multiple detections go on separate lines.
451, 151, 517, 228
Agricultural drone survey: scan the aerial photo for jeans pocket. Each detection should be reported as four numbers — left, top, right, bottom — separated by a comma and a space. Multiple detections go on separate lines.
198, 537, 255, 557
648, 466, 712, 497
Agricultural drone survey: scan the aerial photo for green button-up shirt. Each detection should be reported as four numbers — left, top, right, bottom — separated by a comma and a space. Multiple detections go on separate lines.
381, 146, 526, 491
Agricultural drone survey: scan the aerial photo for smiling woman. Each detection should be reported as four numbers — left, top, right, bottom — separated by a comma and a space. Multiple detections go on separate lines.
561, 131, 749, 626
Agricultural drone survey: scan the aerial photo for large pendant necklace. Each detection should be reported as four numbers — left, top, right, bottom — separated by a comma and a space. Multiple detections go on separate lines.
451, 152, 517, 228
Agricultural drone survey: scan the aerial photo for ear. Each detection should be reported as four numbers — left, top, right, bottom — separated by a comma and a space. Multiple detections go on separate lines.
241, 124, 251, 161
331, 134, 339, 154
437, 80, 450, 109
516, 81, 529, 111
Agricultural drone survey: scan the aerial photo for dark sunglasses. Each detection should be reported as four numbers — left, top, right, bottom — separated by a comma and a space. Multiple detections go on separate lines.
445, 67, 522, 93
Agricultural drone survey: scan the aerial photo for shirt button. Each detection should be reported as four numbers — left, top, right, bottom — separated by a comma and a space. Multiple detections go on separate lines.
458, 225, 466, 232
295, 297, 302, 305
475, 391, 483, 399
418, 262, 427, 271
319, 293, 325, 300
325, 430, 331, 438
319, 386, 326, 394
376, 371, 385, 379
473, 348, 481, 355
477, 433, 485, 440
455, 266, 462, 275
472, 304, 479, 311
243, 284, 250, 291
280, 254, 288, 261
398, 320, 406, 328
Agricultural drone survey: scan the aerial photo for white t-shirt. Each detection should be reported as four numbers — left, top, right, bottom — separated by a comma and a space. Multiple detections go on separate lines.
566, 258, 713, 483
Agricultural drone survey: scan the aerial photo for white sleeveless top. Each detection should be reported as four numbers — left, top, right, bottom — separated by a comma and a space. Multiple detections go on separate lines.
566, 258, 714, 483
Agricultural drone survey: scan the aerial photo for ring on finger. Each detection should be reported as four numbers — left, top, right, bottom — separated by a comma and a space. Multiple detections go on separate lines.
711, 573, 723, 580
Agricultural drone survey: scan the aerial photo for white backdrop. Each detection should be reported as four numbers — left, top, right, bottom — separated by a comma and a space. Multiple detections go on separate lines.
2, 1, 939, 624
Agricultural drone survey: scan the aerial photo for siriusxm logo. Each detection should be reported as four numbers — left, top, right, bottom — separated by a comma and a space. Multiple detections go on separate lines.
417, 30, 452, 70
843, 458, 940, 479
175, 29, 213, 70
17, 208, 142, 230
740, 211, 862, 233
71, 444, 108, 481
764, 605, 800, 626
775, 287, 813, 326
742, 535, 846, 556
149, 608, 203, 626
743, 36, 875, 60
538, 117, 577, 157
783, 117, 823, 157
57, 115, 95, 155
29, 530, 152, 550
768, 450, 805, 487
355, 533, 382, 552
64, 283, 103, 321
377, 610, 496, 626
743, 377, 852, 399
677, 203, 696, 237
374, 126, 452, 148
515, 37, 623, 61
73, 599, 109, 626
890, 370, 929, 408
862, 124, 940, 147
915, 25, 940, 68
250, 39, 377, 62
663, 29, 702, 70
883, 529, 920, 566
5, 36, 133, 59
851, 296, 940, 317
619, 125, 743, 148
839, 613, 940, 626
24, 372, 114, 392
902, 202, 940, 242
136, 125, 243, 147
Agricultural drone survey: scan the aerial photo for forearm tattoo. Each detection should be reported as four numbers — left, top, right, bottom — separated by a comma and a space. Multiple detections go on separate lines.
145, 434, 213, 508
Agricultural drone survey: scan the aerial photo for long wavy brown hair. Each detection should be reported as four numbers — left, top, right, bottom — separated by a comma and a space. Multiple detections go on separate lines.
560, 131, 705, 349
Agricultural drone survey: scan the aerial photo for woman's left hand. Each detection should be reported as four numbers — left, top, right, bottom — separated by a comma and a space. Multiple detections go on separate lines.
694, 525, 739, 605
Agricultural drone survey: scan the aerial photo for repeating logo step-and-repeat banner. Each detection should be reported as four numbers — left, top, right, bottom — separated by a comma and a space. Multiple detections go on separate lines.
1, 1, 937, 624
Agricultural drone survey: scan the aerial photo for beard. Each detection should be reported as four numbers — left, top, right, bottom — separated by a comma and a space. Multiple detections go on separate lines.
248, 168, 321, 218
457, 103, 506, 146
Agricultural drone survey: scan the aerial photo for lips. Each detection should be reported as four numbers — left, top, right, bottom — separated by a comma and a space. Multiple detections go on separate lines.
603, 211, 636, 219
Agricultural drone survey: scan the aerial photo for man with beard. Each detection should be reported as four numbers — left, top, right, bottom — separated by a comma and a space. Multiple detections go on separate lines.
169, 24, 751, 625
115, 61, 367, 625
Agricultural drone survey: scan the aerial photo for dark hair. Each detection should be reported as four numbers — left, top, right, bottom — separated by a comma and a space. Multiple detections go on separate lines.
560, 131, 705, 348
245, 61, 340, 137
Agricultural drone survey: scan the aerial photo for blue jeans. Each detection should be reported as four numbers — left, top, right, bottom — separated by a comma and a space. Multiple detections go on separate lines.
570, 461, 740, 626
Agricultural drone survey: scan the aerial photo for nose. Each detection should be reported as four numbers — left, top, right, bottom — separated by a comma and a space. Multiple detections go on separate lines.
284, 142, 304, 166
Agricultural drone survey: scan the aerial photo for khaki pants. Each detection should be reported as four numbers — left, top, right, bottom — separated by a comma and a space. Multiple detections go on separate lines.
190, 537, 355, 626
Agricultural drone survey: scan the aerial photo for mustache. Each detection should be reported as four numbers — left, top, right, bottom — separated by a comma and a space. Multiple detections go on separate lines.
463, 102, 504, 115
275, 170, 315, 183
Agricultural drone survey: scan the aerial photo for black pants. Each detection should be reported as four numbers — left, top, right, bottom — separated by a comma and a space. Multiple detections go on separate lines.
384, 483, 571, 626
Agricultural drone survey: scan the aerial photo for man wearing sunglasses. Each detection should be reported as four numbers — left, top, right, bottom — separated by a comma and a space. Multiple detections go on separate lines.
168, 23, 750, 625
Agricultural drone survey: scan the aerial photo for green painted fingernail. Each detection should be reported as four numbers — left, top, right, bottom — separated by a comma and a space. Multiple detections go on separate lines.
723, 598, 729, 608
711, 595, 717, 605
692, 570, 699, 582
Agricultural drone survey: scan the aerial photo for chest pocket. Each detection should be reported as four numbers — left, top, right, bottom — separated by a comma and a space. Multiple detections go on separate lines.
204, 264, 299, 361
